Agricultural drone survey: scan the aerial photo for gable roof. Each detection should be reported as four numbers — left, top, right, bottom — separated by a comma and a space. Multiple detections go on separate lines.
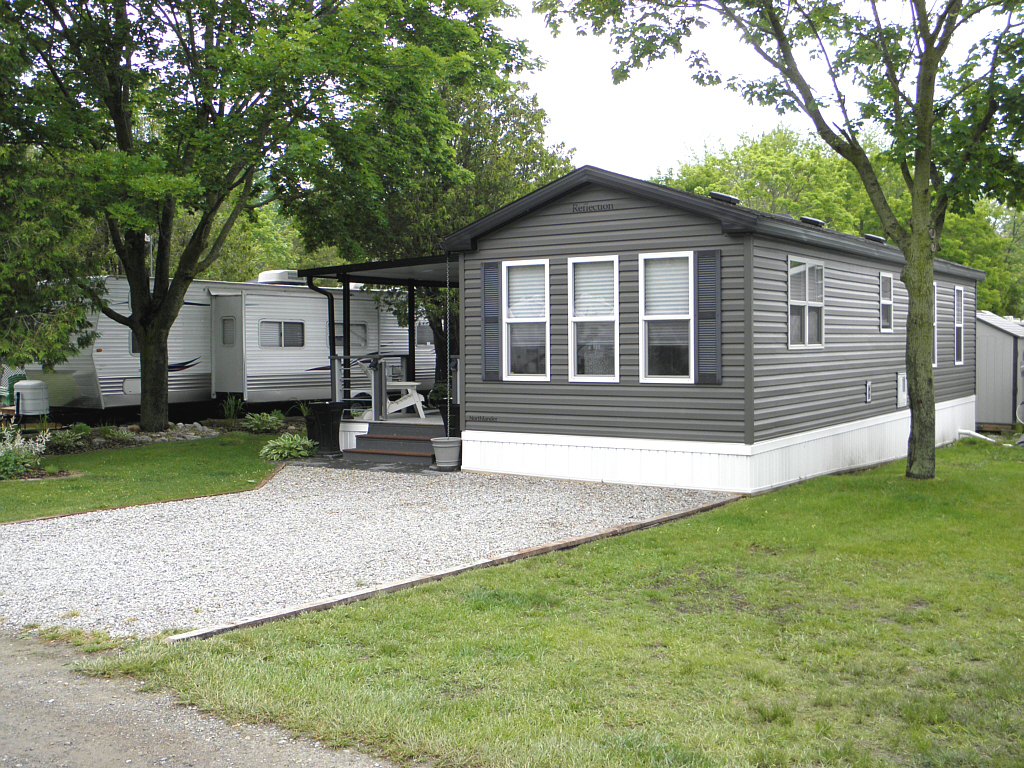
441, 165, 984, 283
977, 310, 1024, 338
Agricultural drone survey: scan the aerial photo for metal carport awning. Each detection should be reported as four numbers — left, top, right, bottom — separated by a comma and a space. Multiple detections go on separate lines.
297, 255, 460, 405
298, 254, 459, 289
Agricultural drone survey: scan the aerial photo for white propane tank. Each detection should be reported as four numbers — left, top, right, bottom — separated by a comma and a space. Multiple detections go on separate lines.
13, 379, 49, 417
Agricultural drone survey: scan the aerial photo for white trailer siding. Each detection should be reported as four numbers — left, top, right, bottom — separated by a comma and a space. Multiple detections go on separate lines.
25, 276, 435, 409
975, 311, 1024, 427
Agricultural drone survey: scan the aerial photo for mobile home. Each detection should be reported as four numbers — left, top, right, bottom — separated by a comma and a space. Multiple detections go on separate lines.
974, 310, 1024, 429
304, 166, 984, 493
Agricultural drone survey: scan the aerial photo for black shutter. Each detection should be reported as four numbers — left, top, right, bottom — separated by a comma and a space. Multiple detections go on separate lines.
695, 249, 722, 385
481, 261, 501, 381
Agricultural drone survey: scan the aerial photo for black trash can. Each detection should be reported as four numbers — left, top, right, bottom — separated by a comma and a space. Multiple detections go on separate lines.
305, 402, 346, 456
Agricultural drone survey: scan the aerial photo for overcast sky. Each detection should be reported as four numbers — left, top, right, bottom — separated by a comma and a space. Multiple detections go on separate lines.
497, 0, 804, 180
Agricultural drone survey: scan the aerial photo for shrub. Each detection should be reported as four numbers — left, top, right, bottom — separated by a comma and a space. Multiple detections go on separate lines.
0, 425, 50, 479
259, 433, 318, 461
47, 428, 86, 452
243, 411, 285, 434
99, 425, 136, 444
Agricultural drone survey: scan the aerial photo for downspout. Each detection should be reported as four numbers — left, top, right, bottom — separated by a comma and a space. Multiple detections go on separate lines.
306, 276, 338, 403
407, 284, 416, 382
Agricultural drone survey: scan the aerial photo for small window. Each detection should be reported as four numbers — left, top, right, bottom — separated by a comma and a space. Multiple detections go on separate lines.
331, 322, 367, 349
221, 317, 236, 347
879, 273, 893, 332
789, 258, 824, 348
640, 252, 693, 382
570, 255, 618, 381
416, 322, 433, 346
130, 331, 140, 355
503, 260, 549, 380
933, 282, 938, 368
954, 286, 964, 365
259, 320, 304, 348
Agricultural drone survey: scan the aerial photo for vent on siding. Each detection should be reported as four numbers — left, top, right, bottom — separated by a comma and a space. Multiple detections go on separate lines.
221, 317, 235, 347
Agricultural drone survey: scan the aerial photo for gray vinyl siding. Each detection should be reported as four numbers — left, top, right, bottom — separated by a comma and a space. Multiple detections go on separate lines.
934, 279, 976, 402
459, 182, 980, 446
462, 187, 748, 442
752, 244, 908, 441
752, 246, 977, 442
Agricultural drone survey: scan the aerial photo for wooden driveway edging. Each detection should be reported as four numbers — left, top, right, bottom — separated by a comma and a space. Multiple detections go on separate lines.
163, 493, 742, 644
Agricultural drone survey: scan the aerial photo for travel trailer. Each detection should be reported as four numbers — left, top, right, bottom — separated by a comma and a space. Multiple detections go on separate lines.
20, 272, 435, 410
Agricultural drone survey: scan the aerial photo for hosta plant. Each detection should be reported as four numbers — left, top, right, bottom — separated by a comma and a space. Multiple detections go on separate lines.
259, 433, 318, 461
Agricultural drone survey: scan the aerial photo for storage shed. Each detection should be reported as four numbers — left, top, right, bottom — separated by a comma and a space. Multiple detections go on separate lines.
975, 310, 1024, 430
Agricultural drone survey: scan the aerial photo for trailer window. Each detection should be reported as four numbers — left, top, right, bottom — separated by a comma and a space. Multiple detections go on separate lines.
954, 286, 964, 365
788, 258, 825, 348
502, 260, 549, 380
130, 331, 140, 354
259, 320, 304, 348
331, 322, 367, 349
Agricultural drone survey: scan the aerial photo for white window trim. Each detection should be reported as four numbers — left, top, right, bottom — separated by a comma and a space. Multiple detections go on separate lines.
788, 257, 825, 349
933, 282, 939, 368
639, 251, 695, 384
258, 320, 305, 349
954, 286, 965, 365
879, 273, 894, 333
569, 255, 619, 383
502, 259, 550, 382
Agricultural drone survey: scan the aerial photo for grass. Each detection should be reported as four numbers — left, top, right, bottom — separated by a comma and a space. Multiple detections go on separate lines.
84, 439, 1024, 767
0, 432, 276, 523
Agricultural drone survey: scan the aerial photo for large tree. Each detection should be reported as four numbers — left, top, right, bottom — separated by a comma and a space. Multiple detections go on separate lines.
0, 146, 109, 369
289, 78, 574, 394
0, 0, 522, 430
538, 0, 1024, 478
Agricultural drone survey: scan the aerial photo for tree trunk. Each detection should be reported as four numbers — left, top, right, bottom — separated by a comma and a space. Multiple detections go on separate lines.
138, 326, 170, 432
902, 233, 937, 479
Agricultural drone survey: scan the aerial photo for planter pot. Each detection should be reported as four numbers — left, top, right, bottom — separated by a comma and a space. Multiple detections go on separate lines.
430, 436, 462, 471
305, 402, 346, 456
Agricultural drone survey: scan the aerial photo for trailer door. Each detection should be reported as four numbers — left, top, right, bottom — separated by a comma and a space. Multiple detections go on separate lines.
211, 293, 244, 394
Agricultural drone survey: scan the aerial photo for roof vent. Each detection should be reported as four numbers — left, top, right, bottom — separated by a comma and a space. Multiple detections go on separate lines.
257, 269, 302, 284
709, 191, 740, 205
864, 233, 886, 244
800, 216, 826, 227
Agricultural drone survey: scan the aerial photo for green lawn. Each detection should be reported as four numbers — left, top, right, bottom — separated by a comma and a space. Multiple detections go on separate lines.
0, 432, 276, 523
88, 439, 1024, 767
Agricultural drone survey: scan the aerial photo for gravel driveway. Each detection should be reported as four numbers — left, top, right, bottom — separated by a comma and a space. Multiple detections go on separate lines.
1, 466, 733, 637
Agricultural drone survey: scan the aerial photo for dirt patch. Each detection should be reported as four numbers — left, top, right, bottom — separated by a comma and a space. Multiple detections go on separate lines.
0, 631, 406, 768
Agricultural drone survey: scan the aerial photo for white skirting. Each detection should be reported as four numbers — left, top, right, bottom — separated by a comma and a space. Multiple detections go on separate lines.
461, 397, 975, 494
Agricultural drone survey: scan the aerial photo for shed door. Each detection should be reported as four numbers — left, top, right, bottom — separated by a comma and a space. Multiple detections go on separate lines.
212, 295, 244, 394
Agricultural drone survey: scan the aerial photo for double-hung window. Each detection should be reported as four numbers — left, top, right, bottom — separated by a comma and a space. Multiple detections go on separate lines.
789, 258, 824, 347
879, 273, 894, 332
640, 252, 693, 383
569, 256, 618, 381
954, 286, 964, 365
503, 260, 549, 380
259, 320, 304, 348
933, 282, 939, 367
